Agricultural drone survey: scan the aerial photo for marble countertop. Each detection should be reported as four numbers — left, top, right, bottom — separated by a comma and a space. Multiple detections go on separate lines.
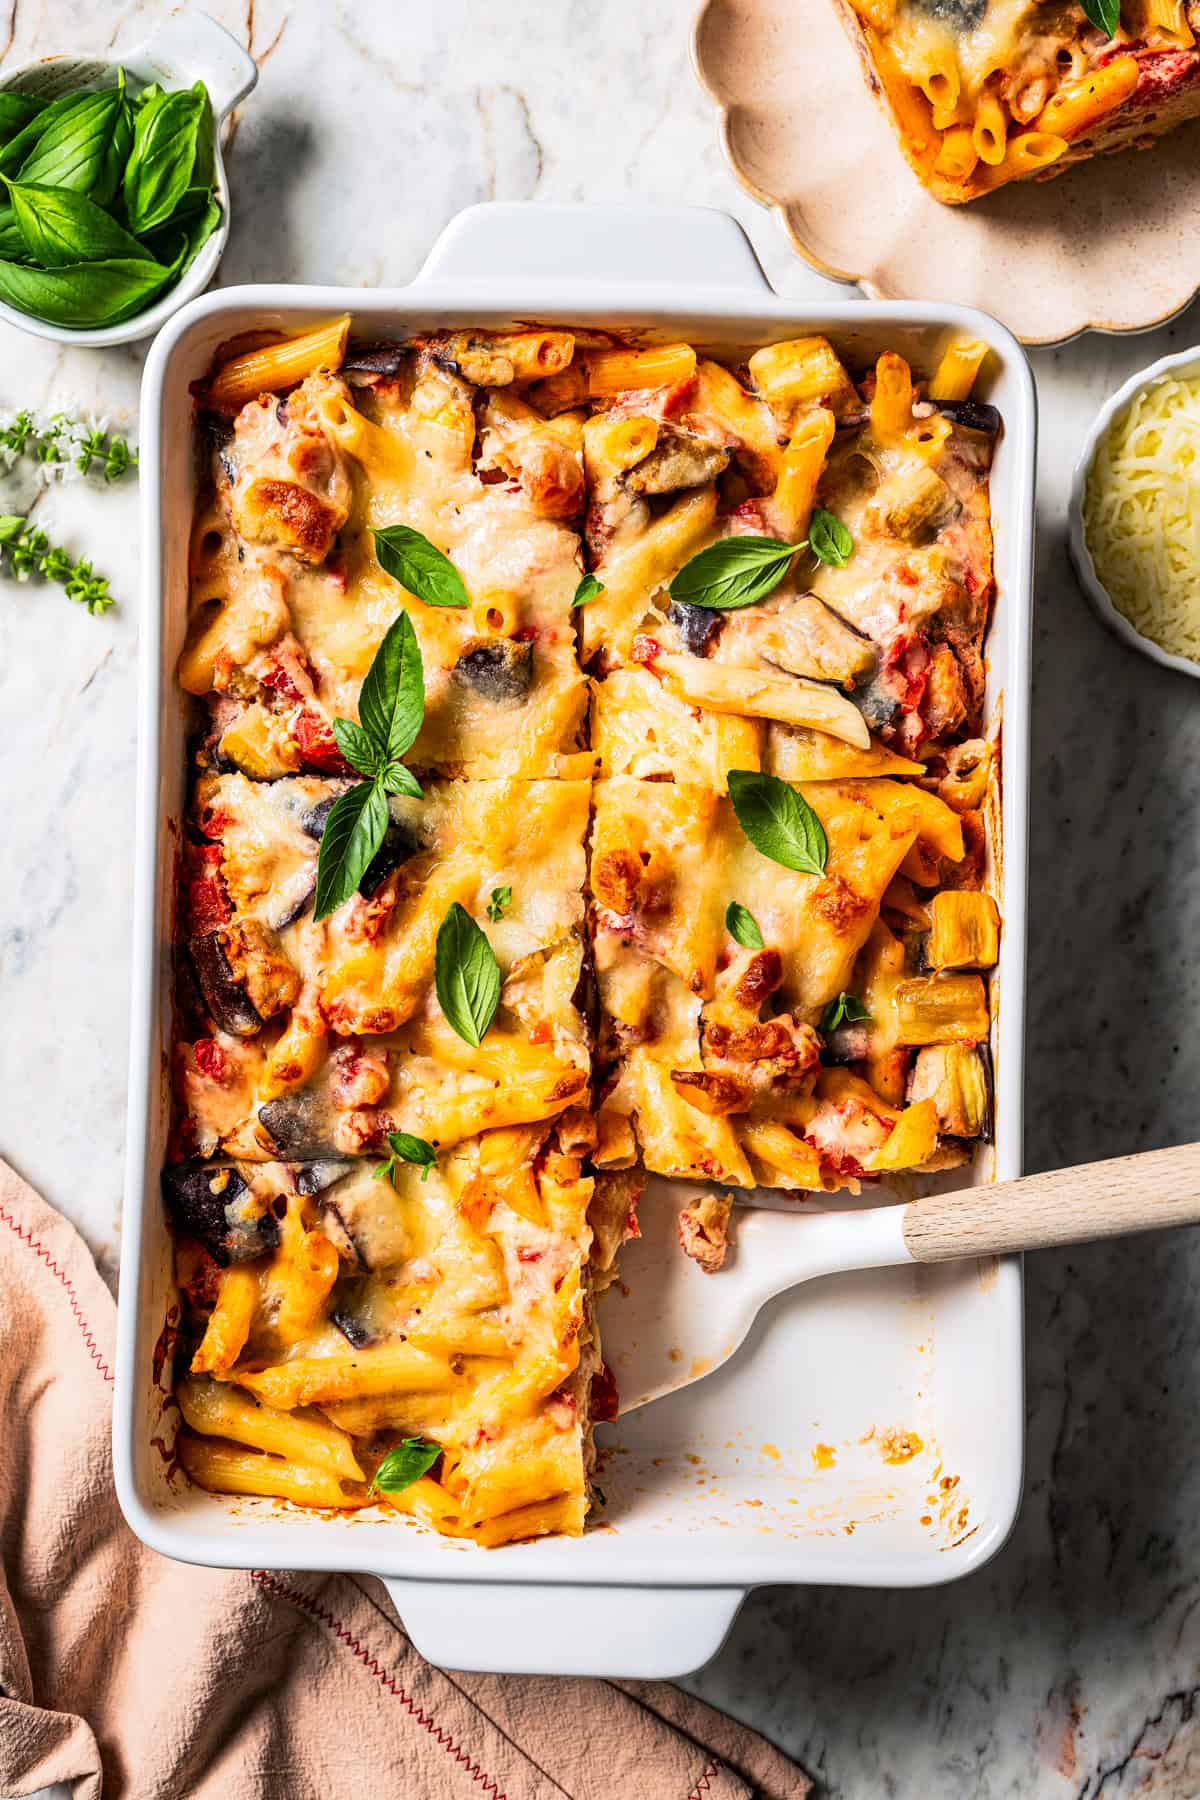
2, 1, 1199, 1793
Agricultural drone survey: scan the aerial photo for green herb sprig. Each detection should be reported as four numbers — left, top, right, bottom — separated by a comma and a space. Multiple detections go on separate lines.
313, 611, 425, 919
374, 1130, 438, 1185
821, 992, 871, 1032
486, 885, 512, 923
808, 509, 854, 568
435, 902, 502, 1047
368, 1436, 442, 1497
572, 573, 604, 608
0, 511, 112, 612
0, 408, 137, 478
725, 901, 764, 949
0, 69, 221, 331
1081, 0, 1120, 35
670, 534, 804, 612
727, 769, 828, 877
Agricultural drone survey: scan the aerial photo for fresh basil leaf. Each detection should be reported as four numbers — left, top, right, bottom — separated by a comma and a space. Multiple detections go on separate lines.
820, 992, 871, 1032
0, 207, 29, 261
373, 524, 469, 609
18, 79, 126, 195
143, 192, 221, 279
486, 885, 512, 923
189, 82, 216, 191
808, 508, 853, 568
573, 573, 604, 608
375, 1130, 437, 1185
0, 90, 90, 178
331, 716, 380, 778
0, 94, 46, 145
134, 83, 165, 111
358, 608, 425, 763
1081, 0, 1120, 33
313, 778, 389, 920
123, 86, 205, 235
7, 181, 151, 268
435, 901, 501, 1047
382, 761, 423, 799
669, 534, 799, 611
94, 93, 133, 208
368, 1436, 441, 1496
0, 252, 175, 327
727, 768, 828, 877
725, 900, 764, 949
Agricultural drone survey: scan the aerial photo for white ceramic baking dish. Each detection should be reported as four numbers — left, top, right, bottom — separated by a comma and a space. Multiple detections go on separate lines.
116, 203, 1035, 1681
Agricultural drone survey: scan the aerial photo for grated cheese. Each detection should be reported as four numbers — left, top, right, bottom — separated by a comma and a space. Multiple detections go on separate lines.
1083, 373, 1200, 663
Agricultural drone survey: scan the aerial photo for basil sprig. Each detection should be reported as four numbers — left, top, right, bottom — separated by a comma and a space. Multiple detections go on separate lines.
374, 1130, 437, 1185
572, 573, 604, 608
725, 901, 764, 949
313, 611, 425, 920
373, 524, 469, 608
0, 70, 221, 331
368, 1436, 442, 1497
821, 992, 871, 1032
669, 534, 803, 611
808, 509, 854, 568
435, 902, 501, 1047
728, 769, 828, 877
486, 884, 512, 923
1081, 0, 1120, 33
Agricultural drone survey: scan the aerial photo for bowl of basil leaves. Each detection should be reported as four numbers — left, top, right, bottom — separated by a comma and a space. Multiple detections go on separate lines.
0, 10, 256, 345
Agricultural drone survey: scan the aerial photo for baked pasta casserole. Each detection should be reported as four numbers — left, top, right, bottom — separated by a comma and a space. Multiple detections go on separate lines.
166, 316, 1003, 1545
836, 0, 1200, 202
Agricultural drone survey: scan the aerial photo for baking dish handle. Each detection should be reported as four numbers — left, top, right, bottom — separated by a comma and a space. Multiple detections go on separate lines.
131, 10, 259, 120
413, 201, 773, 294
379, 1576, 746, 1679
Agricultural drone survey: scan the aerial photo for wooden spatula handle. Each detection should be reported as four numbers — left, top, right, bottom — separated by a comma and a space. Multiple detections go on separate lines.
902, 1142, 1200, 1263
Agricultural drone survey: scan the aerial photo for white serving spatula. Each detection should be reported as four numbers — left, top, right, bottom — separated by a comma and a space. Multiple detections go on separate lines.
599, 1142, 1200, 1415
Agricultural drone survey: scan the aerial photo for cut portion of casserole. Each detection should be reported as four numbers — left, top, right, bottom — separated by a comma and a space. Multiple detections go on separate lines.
174, 774, 591, 1162
180, 356, 589, 778
165, 1134, 609, 1543
834, 0, 1200, 204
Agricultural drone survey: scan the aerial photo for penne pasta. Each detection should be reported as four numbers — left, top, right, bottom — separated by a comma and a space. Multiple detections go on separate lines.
203, 315, 350, 413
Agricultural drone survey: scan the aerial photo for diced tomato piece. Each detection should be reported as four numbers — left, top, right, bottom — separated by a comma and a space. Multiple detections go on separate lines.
590, 1361, 620, 1421
193, 1038, 227, 1080
294, 708, 352, 774
631, 635, 661, 666
183, 844, 231, 933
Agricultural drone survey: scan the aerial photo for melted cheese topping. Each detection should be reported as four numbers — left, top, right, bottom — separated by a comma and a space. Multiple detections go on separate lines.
1083, 372, 1200, 663
170, 325, 999, 1547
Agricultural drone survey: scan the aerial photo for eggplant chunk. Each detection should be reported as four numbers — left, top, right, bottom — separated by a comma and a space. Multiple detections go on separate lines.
667, 598, 724, 656
936, 399, 1001, 436
627, 435, 729, 496
342, 342, 407, 377
162, 1164, 280, 1265
330, 1278, 376, 1347
295, 1159, 357, 1197
256, 1091, 337, 1160
914, 0, 987, 25
451, 639, 534, 707
190, 933, 264, 1037
318, 1163, 411, 1271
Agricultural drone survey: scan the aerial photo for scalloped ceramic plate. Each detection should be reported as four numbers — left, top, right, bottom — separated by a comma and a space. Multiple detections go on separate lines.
692, 0, 1200, 345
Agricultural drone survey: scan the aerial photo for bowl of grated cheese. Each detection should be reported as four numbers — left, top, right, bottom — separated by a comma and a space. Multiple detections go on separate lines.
1070, 347, 1200, 680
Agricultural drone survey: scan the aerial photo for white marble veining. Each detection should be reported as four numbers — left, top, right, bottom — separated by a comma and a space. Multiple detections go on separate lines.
2, 1, 1200, 1793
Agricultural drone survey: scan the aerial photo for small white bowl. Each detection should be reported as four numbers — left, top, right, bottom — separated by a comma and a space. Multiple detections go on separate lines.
0, 9, 256, 349
1068, 343, 1200, 681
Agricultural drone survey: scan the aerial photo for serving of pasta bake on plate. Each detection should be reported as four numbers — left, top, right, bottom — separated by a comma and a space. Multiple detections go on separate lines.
836, 0, 1200, 203
164, 315, 1003, 1547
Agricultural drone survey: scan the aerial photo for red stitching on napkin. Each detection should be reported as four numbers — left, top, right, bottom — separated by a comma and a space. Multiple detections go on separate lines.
0, 1201, 115, 1384
686, 1757, 721, 1799
250, 1570, 509, 1799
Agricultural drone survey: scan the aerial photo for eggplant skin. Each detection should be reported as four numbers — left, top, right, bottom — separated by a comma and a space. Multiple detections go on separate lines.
162, 1164, 280, 1265
190, 933, 263, 1038
451, 639, 534, 706
936, 399, 1001, 436
342, 342, 407, 377
256, 1093, 336, 1160
667, 599, 724, 657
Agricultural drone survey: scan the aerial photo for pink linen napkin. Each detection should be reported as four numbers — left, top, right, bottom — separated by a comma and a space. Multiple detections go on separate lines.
0, 1159, 810, 1800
